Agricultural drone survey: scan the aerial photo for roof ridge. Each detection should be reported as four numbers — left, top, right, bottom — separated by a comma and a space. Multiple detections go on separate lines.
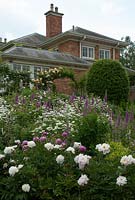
11, 32, 44, 42
74, 26, 119, 41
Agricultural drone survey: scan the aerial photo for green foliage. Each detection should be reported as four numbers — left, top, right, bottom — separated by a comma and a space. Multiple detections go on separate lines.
74, 112, 110, 149
74, 73, 87, 95
0, 63, 31, 94
106, 142, 130, 161
129, 74, 135, 86
120, 36, 135, 69
86, 59, 130, 104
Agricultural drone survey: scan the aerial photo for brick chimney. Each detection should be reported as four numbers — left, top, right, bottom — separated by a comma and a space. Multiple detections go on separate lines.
45, 4, 64, 38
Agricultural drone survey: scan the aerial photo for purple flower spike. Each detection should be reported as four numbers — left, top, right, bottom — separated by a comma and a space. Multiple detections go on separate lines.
79, 145, 87, 152
40, 136, 46, 142
22, 140, 28, 146
33, 137, 39, 142
62, 132, 68, 137
125, 111, 129, 124
56, 138, 62, 145
36, 102, 41, 108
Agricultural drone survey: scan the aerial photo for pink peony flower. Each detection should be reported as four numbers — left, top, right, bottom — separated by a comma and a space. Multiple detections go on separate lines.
62, 132, 68, 137
42, 132, 48, 136
79, 145, 87, 152
33, 137, 39, 142
22, 140, 28, 146
56, 138, 62, 145
40, 136, 46, 142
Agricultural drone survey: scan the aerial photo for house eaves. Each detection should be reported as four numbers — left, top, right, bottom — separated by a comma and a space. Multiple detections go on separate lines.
2, 54, 91, 68
40, 31, 127, 48
1, 46, 91, 68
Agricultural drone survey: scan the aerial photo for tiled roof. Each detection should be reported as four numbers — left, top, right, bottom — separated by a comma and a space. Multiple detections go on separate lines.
40, 26, 127, 48
2, 46, 91, 67
11, 33, 47, 47
69, 26, 119, 42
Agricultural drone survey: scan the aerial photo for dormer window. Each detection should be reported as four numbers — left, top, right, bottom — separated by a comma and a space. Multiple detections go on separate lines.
99, 49, 110, 59
82, 46, 94, 59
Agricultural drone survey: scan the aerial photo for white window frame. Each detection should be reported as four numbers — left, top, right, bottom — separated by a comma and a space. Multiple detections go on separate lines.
82, 46, 95, 60
99, 49, 110, 59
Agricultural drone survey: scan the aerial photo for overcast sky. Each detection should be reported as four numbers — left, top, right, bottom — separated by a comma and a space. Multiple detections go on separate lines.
0, 0, 135, 42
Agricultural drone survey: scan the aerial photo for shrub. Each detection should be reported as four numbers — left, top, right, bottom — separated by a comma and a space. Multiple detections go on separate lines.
86, 59, 130, 104
74, 112, 110, 149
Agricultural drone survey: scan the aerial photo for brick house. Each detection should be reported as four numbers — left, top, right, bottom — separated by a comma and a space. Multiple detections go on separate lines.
0, 4, 127, 93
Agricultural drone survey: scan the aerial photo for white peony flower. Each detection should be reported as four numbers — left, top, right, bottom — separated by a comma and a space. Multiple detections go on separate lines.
0, 154, 5, 159
4, 146, 15, 154
27, 141, 36, 148
120, 155, 134, 166
44, 143, 54, 151
54, 145, 62, 150
95, 144, 102, 152
116, 176, 127, 186
14, 140, 21, 144
96, 143, 110, 155
66, 147, 75, 154
77, 174, 89, 186
22, 184, 30, 192
56, 155, 64, 164
18, 164, 24, 169
74, 154, 91, 170
73, 142, 81, 149
9, 166, 19, 176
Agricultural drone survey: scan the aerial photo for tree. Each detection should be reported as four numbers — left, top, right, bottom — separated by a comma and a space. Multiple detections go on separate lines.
86, 60, 130, 104
120, 36, 135, 69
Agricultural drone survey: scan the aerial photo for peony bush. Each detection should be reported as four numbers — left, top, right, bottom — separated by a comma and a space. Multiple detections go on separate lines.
0, 88, 135, 199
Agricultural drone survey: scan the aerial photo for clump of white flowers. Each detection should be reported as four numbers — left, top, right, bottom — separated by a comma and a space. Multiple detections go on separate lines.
18, 164, 24, 169
96, 143, 110, 155
44, 143, 54, 151
77, 174, 89, 186
0, 154, 5, 159
9, 166, 19, 176
22, 184, 30, 192
27, 141, 36, 148
56, 155, 64, 165
116, 176, 127, 186
73, 142, 81, 149
120, 155, 135, 166
74, 154, 91, 170
4, 146, 16, 154
66, 147, 75, 154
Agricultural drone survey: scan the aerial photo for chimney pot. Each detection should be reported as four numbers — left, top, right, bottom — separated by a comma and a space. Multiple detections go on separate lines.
55, 7, 58, 13
72, 25, 75, 31
4, 38, 7, 43
50, 4, 54, 11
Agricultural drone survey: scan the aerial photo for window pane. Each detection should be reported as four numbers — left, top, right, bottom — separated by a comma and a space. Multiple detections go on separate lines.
13, 63, 21, 71
82, 47, 87, 57
105, 51, 110, 59
89, 48, 94, 58
99, 50, 104, 59
34, 66, 41, 79
22, 65, 30, 72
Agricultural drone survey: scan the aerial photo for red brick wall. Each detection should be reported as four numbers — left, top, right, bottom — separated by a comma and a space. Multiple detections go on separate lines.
59, 40, 80, 57
110, 48, 113, 59
115, 49, 120, 60
46, 15, 62, 38
54, 69, 88, 95
95, 45, 99, 59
